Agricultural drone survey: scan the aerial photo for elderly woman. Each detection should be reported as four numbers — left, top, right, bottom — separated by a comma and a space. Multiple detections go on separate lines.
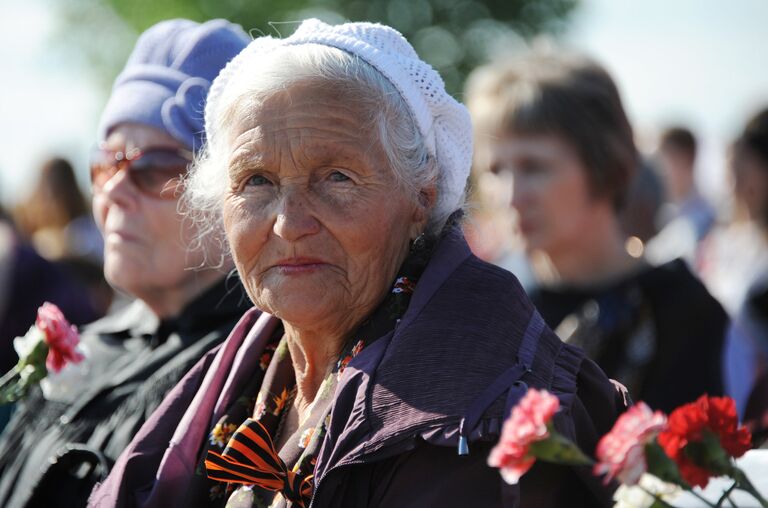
0, 19, 250, 508
466, 51, 726, 414
92, 20, 625, 508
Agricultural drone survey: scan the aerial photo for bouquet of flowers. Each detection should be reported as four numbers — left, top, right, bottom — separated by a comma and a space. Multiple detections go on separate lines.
0, 302, 85, 404
488, 389, 767, 508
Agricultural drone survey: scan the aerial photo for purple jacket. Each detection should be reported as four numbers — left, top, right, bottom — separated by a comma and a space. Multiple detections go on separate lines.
91, 228, 623, 507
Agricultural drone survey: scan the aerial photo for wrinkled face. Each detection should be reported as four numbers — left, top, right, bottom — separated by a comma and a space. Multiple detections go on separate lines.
92, 123, 200, 297
488, 132, 610, 256
222, 82, 428, 331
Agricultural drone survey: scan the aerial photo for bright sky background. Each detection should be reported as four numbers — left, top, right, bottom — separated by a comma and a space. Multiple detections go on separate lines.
563, 0, 768, 200
1, 0, 768, 206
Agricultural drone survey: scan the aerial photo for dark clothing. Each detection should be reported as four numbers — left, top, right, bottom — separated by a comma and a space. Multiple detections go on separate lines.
744, 284, 768, 447
0, 276, 251, 508
91, 228, 625, 507
530, 259, 727, 413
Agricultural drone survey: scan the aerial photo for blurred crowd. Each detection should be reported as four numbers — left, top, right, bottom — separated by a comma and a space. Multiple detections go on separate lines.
0, 14, 765, 508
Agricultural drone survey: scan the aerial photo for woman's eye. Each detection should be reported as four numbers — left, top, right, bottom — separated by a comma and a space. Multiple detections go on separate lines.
520, 162, 547, 176
328, 171, 351, 182
245, 174, 272, 186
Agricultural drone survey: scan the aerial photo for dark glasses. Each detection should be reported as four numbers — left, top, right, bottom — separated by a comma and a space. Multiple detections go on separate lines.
90, 146, 193, 200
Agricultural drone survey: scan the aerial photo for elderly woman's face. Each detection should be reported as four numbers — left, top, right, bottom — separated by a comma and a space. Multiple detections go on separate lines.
93, 123, 202, 299
222, 82, 428, 330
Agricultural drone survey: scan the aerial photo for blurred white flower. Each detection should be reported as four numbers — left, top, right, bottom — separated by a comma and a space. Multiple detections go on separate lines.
41, 343, 90, 403
614, 473, 680, 508
12, 326, 43, 359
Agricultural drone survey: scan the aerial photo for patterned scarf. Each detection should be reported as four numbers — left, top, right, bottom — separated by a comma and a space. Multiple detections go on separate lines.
202, 247, 429, 508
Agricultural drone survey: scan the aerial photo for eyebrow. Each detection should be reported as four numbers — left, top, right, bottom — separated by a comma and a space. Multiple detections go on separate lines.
227, 150, 267, 182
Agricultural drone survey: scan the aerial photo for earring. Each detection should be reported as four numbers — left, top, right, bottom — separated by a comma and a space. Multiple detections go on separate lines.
411, 232, 426, 252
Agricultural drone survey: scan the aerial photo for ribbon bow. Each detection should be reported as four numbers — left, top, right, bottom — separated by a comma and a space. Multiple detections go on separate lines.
205, 418, 314, 507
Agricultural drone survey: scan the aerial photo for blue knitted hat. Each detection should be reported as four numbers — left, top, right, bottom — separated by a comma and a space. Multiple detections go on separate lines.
98, 19, 250, 151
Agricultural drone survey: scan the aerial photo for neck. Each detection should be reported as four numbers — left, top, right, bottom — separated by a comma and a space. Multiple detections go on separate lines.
535, 213, 640, 288
136, 268, 225, 319
283, 323, 347, 412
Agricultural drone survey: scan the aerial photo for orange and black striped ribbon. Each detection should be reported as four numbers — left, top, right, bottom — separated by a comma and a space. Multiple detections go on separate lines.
205, 418, 313, 507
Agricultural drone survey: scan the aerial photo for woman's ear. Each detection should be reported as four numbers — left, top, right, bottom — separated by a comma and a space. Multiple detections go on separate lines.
411, 184, 437, 235
419, 184, 437, 209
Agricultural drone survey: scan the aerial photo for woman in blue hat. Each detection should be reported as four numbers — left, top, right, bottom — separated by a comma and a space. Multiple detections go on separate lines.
0, 19, 251, 508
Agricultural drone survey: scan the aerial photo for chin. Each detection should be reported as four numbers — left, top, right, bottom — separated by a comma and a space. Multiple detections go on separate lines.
259, 292, 337, 327
273, 310, 332, 331
104, 255, 152, 292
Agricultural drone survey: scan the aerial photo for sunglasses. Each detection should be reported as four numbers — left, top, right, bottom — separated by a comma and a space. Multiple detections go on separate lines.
90, 146, 193, 200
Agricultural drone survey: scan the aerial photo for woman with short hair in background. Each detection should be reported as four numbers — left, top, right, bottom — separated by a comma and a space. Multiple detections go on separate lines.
466, 51, 727, 413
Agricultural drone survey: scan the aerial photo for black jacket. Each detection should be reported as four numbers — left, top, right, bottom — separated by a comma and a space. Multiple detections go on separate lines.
0, 275, 251, 508
530, 259, 727, 413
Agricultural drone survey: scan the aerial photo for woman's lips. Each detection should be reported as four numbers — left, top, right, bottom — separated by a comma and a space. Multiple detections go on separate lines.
106, 230, 142, 244
271, 258, 330, 274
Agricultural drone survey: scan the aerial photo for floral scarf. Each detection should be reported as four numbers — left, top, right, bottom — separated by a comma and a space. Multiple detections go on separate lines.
198, 247, 429, 508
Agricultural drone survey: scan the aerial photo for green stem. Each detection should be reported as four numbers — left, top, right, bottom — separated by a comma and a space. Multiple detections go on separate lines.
686, 487, 719, 508
0, 365, 21, 404
0, 365, 20, 390
715, 482, 738, 508
637, 484, 678, 508
733, 468, 768, 508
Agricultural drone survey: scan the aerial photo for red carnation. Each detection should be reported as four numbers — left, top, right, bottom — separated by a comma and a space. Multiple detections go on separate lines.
657, 395, 752, 488
36, 302, 84, 373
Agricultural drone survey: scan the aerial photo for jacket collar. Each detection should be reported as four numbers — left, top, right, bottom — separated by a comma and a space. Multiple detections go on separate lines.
84, 274, 251, 341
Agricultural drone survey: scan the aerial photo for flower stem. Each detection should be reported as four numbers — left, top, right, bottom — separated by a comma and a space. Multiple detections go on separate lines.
637, 484, 678, 508
0, 365, 21, 403
732, 467, 768, 508
686, 488, 719, 508
0, 365, 20, 386
715, 482, 738, 508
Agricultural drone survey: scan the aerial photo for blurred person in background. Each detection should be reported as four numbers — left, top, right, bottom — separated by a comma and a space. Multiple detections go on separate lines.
466, 50, 727, 413
15, 156, 103, 262
0, 19, 250, 508
619, 158, 665, 252
701, 108, 768, 434
14, 157, 112, 315
463, 161, 536, 290
645, 126, 717, 266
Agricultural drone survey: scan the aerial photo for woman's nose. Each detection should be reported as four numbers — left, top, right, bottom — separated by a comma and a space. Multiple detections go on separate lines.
272, 187, 321, 242
510, 174, 530, 211
99, 169, 140, 210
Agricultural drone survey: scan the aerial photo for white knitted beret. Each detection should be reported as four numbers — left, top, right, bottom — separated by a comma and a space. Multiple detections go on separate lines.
205, 18, 473, 217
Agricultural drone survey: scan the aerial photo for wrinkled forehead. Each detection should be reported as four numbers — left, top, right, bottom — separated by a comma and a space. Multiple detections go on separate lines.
226, 82, 386, 178
224, 80, 385, 166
